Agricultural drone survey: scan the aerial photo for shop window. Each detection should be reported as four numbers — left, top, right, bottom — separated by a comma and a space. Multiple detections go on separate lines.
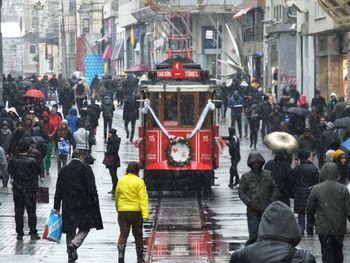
29, 45, 36, 54
180, 95, 194, 126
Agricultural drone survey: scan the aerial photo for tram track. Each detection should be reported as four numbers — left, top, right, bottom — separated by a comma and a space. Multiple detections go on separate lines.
144, 193, 225, 263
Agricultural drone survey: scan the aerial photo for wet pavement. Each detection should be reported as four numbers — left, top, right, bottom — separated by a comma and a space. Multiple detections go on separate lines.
0, 108, 350, 262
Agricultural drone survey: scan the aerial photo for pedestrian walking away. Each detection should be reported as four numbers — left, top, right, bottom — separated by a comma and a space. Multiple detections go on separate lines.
101, 96, 115, 142
104, 128, 121, 194
224, 127, 241, 188
8, 140, 41, 241
115, 162, 149, 263
306, 162, 350, 263
54, 149, 103, 262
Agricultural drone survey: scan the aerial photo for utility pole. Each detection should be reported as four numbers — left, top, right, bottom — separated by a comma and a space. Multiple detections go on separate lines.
0, 0, 3, 107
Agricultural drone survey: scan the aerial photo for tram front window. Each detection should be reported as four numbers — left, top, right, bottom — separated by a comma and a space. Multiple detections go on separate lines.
180, 95, 194, 125
164, 94, 177, 120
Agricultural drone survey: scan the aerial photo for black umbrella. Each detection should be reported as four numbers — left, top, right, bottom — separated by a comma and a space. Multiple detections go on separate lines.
334, 117, 350, 128
286, 107, 309, 116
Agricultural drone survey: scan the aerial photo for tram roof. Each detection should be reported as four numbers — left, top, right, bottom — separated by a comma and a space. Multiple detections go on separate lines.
140, 84, 216, 93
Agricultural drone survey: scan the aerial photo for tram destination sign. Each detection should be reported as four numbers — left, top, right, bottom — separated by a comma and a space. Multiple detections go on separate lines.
157, 61, 201, 79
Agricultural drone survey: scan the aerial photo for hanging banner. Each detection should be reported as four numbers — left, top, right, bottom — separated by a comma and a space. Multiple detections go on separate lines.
142, 99, 215, 139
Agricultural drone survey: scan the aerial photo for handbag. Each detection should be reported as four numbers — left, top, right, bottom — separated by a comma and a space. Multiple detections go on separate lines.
37, 186, 49, 203
102, 154, 114, 166
58, 140, 71, 156
46, 209, 62, 243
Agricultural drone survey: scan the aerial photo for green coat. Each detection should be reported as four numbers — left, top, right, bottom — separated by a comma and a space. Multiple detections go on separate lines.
239, 152, 279, 213
306, 162, 350, 235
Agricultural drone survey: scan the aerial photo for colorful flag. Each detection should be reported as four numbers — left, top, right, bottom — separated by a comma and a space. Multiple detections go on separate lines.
130, 26, 135, 48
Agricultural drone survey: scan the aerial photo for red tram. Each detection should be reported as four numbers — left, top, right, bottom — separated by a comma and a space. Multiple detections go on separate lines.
137, 57, 221, 193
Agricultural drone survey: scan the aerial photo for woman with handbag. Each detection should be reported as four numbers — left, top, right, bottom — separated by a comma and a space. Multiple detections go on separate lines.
103, 128, 120, 194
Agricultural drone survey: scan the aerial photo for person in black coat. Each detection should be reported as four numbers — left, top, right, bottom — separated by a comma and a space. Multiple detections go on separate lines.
54, 149, 103, 262
123, 95, 138, 143
8, 140, 41, 240
291, 151, 319, 235
59, 81, 75, 117
104, 128, 121, 194
230, 201, 316, 263
264, 150, 293, 206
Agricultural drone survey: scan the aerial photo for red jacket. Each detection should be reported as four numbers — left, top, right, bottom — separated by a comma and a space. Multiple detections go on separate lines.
40, 112, 62, 140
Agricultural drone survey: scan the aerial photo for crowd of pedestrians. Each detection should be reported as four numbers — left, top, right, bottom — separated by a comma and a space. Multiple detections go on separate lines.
0, 72, 146, 262
224, 81, 350, 262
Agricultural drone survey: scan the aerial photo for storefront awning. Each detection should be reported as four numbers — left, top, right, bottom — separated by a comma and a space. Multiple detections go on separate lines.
111, 38, 124, 61
102, 43, 112, 60
232, 6, 252, 19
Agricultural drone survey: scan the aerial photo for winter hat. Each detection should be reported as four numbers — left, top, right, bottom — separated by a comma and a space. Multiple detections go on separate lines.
330, 92, 337, 98
333, 149, 345, 161
61, 119, 68, 126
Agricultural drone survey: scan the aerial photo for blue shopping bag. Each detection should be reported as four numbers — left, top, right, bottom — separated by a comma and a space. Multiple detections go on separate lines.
47, 208, 62, 243
58, 140, 70, 156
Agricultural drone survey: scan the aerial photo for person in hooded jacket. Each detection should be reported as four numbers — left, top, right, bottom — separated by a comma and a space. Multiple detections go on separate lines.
228, 91, 244, 138
66, 107, 79, 133
59, 80, 74, 117
224, 127, 240, 187
291, 151, 319, 235
123, 95, 138, 143
0, 120, 12, 155
238, 151, 279, 243
104, 128, 121, 194
230, 201, 316, 263
101, 96, 115, 142
264, 150, 293, 206
268, 105, 284, 133
54, 120, 75, 172
307, 162, 350, 263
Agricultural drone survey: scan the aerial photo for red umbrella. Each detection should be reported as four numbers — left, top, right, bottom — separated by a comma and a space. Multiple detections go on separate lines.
124, 64, 150, 73
25, 89, 45, 99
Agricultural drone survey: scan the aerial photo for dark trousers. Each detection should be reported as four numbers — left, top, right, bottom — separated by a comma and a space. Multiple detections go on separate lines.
108, 167, 118, 192
103, 118, 113, 139
230, 116, 242, 137
118, 211, 143, 251
319, 234, 344, 263
124, 119, 136, 141
76, 98, 84, 114
261, 119, 268, 139
229, 161, 239, 186
66, 229, 89, 249
298, 213, 305, 234
57, 155, 68, 173
247, 210, 262, 242
13, 192, 38, 236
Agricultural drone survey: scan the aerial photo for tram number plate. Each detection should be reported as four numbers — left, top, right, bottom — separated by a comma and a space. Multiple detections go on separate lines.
164, 120, 178, 127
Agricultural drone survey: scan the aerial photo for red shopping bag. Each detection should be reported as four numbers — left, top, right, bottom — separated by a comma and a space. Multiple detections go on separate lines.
42, 224, 48, 239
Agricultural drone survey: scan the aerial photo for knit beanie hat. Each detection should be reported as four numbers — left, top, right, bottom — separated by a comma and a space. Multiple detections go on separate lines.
333, 149, 345, 161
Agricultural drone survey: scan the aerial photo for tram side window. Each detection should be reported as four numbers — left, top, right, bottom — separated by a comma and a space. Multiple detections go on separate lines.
199, 93, 213, 127
146, 93, 159, 128
180, 95, 194, 125
164, 94, 177, 121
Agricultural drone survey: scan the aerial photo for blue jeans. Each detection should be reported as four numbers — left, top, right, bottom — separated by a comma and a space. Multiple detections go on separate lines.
298, 213, 305, 234
247, 211, 262, 242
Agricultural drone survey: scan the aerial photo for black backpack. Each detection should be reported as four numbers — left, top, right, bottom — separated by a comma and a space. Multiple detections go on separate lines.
76, 83, 85, 95
228, 136, 241, 162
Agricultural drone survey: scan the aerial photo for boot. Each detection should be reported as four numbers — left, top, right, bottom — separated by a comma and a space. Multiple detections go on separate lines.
118, 244, 126, 263
233, 176, 240, 186
136, 248, 144, 263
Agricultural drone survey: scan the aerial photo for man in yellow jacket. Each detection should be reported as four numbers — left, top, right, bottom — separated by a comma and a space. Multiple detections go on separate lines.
115, 162, 149, 263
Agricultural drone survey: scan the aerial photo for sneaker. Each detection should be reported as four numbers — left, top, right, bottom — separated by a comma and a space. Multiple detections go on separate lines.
30, 234, 41, 240
17, 235, 23, 241
228, 184, 234, 189
67, 244, 78, 261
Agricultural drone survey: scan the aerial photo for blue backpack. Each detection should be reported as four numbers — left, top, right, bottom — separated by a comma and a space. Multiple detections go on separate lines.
58, 140, 70, 156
